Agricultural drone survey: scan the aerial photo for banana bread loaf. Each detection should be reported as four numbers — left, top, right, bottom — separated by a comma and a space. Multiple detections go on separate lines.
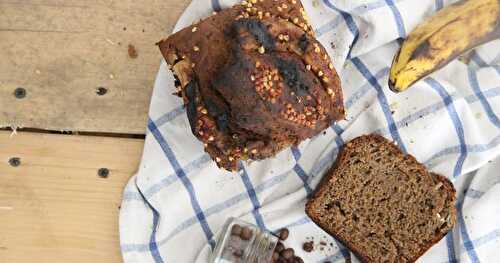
158, 0, 344, 171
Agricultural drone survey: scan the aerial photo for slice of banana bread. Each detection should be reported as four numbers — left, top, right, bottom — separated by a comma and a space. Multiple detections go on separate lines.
306, 134, 456, 263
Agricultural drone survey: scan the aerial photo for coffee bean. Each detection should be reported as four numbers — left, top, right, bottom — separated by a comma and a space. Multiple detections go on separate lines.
240, 226, 253, 240
302, 241, 314, 252
293, 256, 304, 263
275, 242, 284, 253
279, 228, 289, 241
233, 249, 243, 258
280, 248, 294, 259
231, 224, 242, 236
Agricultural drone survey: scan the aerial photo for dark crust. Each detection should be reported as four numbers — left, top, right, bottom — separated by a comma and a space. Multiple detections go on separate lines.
157, 0, 344, 171
305, 134, 457, 263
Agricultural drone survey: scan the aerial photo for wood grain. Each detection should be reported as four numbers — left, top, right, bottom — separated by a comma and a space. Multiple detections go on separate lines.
0, 0, 190, 134
0, 131, 144, 262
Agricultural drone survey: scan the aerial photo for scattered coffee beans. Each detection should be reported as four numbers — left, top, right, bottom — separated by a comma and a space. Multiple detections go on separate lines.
303, 241, 314, 252
281, 248, 295, 259
271, 230, 306, 263
278, 228, 289, 241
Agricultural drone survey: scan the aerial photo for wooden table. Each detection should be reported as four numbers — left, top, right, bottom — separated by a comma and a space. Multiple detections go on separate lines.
0, 0, 190, 261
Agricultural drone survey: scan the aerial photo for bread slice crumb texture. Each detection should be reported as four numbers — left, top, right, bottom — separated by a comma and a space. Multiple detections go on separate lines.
306, 134, 456, 263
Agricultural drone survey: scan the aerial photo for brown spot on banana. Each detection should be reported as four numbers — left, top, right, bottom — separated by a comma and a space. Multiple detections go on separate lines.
409, 40, 432, 61
389, 0, 500, 93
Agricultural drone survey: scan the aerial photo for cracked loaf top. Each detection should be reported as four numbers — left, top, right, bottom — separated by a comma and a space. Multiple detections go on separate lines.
158, 0, 344, 171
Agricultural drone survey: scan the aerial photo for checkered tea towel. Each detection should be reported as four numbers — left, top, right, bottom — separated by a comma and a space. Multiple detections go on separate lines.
119, 0, 500, 262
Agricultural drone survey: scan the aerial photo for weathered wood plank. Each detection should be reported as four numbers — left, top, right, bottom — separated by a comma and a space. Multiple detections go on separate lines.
0, 131, 144, 262
0, 0, 190, 134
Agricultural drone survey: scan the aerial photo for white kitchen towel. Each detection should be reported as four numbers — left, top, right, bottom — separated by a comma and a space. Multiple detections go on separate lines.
119, 0, 500, 262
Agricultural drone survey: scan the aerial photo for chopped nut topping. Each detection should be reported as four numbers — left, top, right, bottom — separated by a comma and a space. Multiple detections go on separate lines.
258, 46, 265, 54
192, 27, 198, 32
193, 46, 200, 52
252, 65, 282, 103
329, 63, 334, 69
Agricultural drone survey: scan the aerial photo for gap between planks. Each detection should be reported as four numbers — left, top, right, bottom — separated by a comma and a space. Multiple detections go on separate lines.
0, 0, 191, 134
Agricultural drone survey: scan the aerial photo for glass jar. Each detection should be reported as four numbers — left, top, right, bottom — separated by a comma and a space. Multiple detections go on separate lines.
209, 217, 278, 263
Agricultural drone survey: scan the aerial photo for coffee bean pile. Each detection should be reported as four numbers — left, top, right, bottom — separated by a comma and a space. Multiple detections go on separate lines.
231, 224, 254, 241
271, 228, 305, 263
221, 224, 256, 262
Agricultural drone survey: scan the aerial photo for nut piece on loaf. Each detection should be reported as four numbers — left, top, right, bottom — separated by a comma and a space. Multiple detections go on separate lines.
306, 135, 457, 263
157, 0, 344, 171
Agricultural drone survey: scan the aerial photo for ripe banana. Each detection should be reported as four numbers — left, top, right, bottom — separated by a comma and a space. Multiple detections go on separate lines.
389, 0, 500, 92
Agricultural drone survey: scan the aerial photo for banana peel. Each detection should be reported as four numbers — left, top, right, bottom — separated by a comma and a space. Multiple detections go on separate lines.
389, 0, 500, 92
